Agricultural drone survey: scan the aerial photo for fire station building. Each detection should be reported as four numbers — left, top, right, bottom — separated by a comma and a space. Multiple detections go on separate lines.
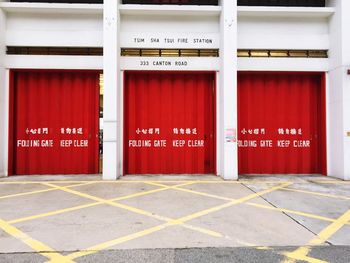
0, 0, 349, 180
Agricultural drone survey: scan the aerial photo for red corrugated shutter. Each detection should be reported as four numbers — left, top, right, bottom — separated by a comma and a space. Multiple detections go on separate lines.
9, 70, 100, 175
238, 72, 327, 175
124, 71, 216, 175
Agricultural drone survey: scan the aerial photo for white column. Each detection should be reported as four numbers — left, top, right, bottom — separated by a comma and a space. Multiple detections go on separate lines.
219, 1, 238, 180
103, 0, 120, 180
328, 0, 350, 180
0, 9, 7, 177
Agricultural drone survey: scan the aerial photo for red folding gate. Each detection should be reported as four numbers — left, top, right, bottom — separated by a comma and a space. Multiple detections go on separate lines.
9, 70, 100, 175
124, 71, 216, 174
238, 72, 327, 175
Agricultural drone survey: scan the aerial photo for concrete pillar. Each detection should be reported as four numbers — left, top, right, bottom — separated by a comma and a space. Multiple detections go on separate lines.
0, 9, 7, 177
328, 0, 350, 180
103, 0, 120, 180
219, 1, 238, 180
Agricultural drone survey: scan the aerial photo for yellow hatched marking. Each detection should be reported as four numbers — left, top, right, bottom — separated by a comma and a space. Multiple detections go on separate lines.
42, 182, 222, 237
173, 183, 291, 224
245, 202, 350, 226
148, 182, 350, 227
0, 218, 73, 263
145, 181, 234, 201
282, 187, 350, 201
9, 182, 189, 224
283, 209, 350, 263
0, 182, 96, 200
66, 182, 290, 260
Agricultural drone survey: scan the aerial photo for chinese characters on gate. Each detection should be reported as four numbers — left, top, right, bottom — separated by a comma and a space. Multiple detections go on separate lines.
128, 127, 205, 148
238, 127, 311, 148
17, 127, 89, 148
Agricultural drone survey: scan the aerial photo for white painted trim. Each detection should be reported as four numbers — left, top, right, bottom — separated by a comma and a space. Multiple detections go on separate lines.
238, 58, 329, 72
1, 69, 9, 177
215, 71, 221, 177
0, 2, 103, 14
237, 6, 335, 18
325, 72, 331, 177
5, 55, 103, 70
119, 71, 124, 178
119, 4, 221, 16
102, 0, 119, 180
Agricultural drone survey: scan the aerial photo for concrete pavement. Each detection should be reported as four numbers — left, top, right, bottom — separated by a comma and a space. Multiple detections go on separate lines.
0, 175, 349, 262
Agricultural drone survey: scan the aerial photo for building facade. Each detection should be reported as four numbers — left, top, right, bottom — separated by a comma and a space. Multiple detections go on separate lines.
0, 0, 349, 180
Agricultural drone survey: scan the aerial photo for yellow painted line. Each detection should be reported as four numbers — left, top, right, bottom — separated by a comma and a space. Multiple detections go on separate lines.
283, 251, 327, 263
0, 218, 73, 263
66, 182, 289, 261
281, 187, 350, 201
0, 187, 58, 200
0, 182, 96, 200
173, 183, 292, 224
0, 181, 99, 184
67, 223, 171, 260
155, 183, 234, 201
283, 208, 350, 263
308, 209, 350, 246
110, 182, 196, 202
245, 202, 350, 226
8, 202, 101, 224
42, 182, 222, 238
0, 180, 294, 184
153, 182, 350, 227
9, 182, 188, 225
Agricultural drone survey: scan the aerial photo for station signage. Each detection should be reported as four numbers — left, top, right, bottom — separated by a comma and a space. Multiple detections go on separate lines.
120, 33, 220, 49
120, 56, 220, 71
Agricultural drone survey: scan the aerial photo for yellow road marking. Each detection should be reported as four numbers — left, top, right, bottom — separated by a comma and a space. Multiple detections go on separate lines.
42, 182, 222, 238
67, 223, 171, 260
65, 182, 290, 260
245, 202, 350, 226
282, 187, 350, 201
9, 182, 191, 224
0, 181, 100, 184
233, 240, 271, 250
0, 182, 96, 200
0, 218, 73, 263
149, 182, 350, 227
283, 208, 350, 263
174, 183, 292, 224
8, 202, 101, 224
145, 181, 235, 201
0, 180, 294, 184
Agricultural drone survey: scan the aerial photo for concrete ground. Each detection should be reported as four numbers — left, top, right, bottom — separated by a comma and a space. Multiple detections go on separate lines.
0, 175, 350, 262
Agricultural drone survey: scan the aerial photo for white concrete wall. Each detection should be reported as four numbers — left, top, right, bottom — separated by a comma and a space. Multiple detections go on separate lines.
121, 14, 219, 34
343, 2, 350, 181
238, 16, 329, 50
0, 9, 6, 177
219, 0, 237, 180
6, 12, 102, 47
328, 0, 350, 180
103, 0, 119, 180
